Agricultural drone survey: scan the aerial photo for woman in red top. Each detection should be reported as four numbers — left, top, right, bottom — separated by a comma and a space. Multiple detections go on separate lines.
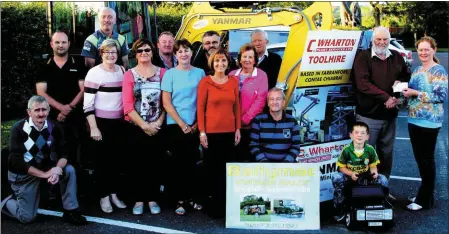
197, 48, 241, 218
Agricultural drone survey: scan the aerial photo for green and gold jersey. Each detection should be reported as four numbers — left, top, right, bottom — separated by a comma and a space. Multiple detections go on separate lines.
336, 142, 380, 174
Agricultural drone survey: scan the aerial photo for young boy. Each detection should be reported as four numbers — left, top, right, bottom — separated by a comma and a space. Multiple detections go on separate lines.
332, 121, 389, 221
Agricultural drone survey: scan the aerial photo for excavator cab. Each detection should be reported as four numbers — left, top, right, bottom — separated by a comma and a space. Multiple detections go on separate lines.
175, 1, 333, 105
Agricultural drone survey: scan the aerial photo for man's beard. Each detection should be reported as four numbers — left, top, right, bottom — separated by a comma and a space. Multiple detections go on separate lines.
206, 47, 217, 55
373, 44, 388, 55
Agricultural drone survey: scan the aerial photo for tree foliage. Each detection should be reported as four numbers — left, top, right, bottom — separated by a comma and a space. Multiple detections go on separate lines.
263, 2, 312, 10
1, 2, 49, 120
402, 2, 449, 47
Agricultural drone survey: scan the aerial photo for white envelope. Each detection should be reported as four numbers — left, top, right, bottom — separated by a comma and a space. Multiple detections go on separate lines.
393, 82, 408, 93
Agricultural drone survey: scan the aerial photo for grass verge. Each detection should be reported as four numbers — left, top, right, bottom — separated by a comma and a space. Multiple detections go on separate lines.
240, 210, 272, 222
1, 120, 18, 149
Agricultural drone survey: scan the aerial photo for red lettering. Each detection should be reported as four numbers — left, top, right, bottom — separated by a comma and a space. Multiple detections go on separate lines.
307, 40, 316, 52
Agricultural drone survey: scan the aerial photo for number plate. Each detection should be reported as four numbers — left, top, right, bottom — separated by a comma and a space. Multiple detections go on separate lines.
368, 222, 383, 227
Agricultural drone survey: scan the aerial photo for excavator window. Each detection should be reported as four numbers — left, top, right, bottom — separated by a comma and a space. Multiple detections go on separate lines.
312, 13, 323, 29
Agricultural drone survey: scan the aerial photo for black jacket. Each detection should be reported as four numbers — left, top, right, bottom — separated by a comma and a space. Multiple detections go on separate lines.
192, 49, 238, 75
257, 51, 283, 90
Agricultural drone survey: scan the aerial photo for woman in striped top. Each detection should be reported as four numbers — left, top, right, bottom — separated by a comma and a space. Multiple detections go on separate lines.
83, 39, 127, 213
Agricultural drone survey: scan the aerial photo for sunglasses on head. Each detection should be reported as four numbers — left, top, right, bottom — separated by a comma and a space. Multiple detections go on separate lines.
137, 48, 152, 53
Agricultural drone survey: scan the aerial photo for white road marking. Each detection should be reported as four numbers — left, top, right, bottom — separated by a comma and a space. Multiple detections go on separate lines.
37, 209, 194, 234
396, 137, 410, 140
390, 175, 422, 181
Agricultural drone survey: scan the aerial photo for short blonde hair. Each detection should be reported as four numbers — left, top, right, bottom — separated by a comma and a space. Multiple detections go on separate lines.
99, 39, 120, 57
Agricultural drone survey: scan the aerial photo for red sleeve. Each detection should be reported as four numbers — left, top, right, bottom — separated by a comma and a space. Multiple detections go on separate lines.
234, 78, 241, 129
197, 77, 209, 132
122, 71, 136, 116
160, 68, 166, 82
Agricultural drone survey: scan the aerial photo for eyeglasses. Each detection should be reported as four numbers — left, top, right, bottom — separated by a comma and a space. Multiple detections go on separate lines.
103, 51, 117, 55
137, 48, 152, 53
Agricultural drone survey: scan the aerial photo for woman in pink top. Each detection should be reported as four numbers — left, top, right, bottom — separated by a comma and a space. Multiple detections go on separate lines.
122, 39, 166, 215
228, 43, 268, 162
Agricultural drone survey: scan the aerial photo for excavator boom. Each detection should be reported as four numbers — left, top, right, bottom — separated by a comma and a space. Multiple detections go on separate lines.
175, 2, 333, 105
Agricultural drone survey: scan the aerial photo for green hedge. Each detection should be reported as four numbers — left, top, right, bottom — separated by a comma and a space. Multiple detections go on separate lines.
148, 3, 191, 39
1, 2, 49, 121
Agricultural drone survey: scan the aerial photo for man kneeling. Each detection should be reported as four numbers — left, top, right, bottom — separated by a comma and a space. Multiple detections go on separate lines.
332, 121, 388, 222
1, 95, 87, 225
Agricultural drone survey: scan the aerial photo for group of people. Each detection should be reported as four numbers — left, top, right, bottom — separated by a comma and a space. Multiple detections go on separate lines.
1, 6, 446, 229
1, 6, 291, 224
332, 26, 447, 222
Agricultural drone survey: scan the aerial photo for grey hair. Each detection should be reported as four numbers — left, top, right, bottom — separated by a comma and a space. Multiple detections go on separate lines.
98, 7, 116, 19
99, 39, 120, 57
267, 87, 286, 100
371, 26, 391, 43
250, 29, 269, 41
27, 95, 49, 110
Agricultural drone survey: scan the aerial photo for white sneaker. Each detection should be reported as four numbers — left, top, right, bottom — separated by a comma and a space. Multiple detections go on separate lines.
406, 203, 422, 211
133, 203, 144, 215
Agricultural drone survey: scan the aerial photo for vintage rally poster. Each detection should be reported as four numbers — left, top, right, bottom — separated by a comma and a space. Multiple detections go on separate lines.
226, 163, 320, 230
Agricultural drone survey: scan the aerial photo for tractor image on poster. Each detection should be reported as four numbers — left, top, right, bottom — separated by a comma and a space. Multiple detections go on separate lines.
243, 204, 268, 216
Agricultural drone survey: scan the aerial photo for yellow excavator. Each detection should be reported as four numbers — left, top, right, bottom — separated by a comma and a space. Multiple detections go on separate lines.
174, 1, 334, 106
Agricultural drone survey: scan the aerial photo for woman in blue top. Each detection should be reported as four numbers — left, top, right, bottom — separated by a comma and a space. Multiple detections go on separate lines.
161, 39, 205, 216
402, 36, 448, 211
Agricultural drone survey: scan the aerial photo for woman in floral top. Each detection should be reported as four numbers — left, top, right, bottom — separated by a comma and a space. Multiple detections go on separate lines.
122, 39, 166, 215
402, 36, 448, 211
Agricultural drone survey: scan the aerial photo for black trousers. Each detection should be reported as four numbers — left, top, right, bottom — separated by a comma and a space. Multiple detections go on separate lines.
51, 110, 86, 167
92, 117, 127, 198
203, 132, 235, 210
234, 128, 252, 162
408, 123, 440, 209
164, 124, 201, 202
125, 123, 163, 202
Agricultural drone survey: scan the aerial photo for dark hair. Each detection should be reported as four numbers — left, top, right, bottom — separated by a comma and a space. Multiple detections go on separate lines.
237, 43, 258, 68
50, 30, 70, 42
173, 39, 192, 53
132, 38, 155, 54
202, 30, 220, 40
416, 36, 440, 64
351, 121, 370, 134
208, 48, 231, 73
